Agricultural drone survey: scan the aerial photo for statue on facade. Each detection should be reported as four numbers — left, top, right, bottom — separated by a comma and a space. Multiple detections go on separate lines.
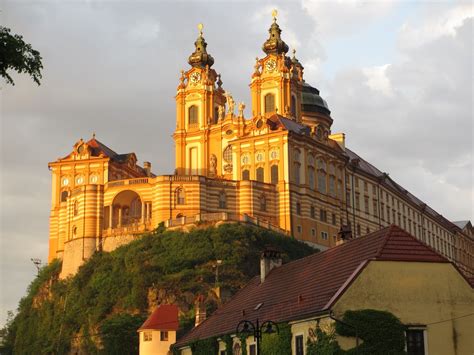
209, 154, 217, 175
218, 105, 225, 120
238, 102, 246, 117
225, 92, 235, 116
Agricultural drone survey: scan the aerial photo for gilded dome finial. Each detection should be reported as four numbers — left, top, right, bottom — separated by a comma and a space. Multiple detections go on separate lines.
188, 23, 214, 68
262, 10, 289, 55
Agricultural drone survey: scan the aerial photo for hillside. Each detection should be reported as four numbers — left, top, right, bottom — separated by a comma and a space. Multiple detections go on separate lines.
1, 224, 316, 354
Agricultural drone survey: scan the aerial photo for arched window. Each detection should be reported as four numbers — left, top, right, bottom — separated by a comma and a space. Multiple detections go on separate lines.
291, 95, 296, 117
61, 190, 68, 202
242, 169, 250, 181
176, 188, 185, 205
271, 165, 279, 184
317, 159, 327, 193
219, 191, 227, 209
256, 167, 264, 182
188, 105, 198, 125
71, 226, 77, 239
223, 145, 233, 164
73, 200, 79, 216
264, 93, 275, 113
260, 194, 267, 212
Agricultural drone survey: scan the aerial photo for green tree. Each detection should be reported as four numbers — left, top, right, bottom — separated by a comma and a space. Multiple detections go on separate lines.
99, 313, 145, 355
0, 26, 43, 85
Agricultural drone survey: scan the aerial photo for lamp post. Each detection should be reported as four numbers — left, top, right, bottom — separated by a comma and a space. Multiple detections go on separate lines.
236, 318, 279, 355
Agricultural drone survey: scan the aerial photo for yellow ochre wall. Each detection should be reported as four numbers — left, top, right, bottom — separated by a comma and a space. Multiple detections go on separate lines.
139, 329, 176, 355
332, 261, 474, 355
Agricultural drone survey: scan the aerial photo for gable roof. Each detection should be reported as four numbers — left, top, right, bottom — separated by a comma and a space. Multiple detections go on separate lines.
139, 304, 179, 331
175, 225, 452, 347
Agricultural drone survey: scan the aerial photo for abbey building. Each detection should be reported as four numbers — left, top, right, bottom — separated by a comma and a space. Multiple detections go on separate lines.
47, 15, 473, 278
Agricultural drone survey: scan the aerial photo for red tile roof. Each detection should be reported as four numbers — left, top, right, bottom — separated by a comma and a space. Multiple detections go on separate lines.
139, 305, 179, 331
176, 226, 454, 347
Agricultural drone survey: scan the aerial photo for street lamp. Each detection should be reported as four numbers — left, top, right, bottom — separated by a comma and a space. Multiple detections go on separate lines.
236, 318, 279, 355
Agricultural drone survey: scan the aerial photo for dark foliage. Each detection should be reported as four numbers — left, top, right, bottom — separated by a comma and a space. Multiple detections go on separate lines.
0, 26, 43, 85
2, 224, 315, 354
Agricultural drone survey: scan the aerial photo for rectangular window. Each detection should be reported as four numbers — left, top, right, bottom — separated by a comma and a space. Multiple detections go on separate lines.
295, 335, 304, 355
143, 331, 152, 342
297, 225, 302, 233
249, 344, 256, 355
332, 213, 336, 225
364, 197, 369, 214
160, 331, 168, 341
364, 181, 368, 192
373, 200, 378, 217
346, 191, 351, 207
406, 329, 425, 355
296, 202, 301, 215
355, 194, 360, 210
311, 228, 316, 237
321, 231, 328, 240
310, 206, 315, 219
320, 209, 327, 222
372, 185, 377, 195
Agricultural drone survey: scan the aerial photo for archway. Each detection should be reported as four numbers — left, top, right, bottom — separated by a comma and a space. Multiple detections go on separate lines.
111, 190, 142, 228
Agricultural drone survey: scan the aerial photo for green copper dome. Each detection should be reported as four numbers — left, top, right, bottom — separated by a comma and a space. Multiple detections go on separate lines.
262, 17, 289, 55
188, 25, 214, 68
301, 83, 331, 115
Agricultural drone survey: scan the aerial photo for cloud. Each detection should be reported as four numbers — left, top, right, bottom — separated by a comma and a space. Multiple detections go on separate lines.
398, 3, 473, 50
302, 0, 395, 38
128, 19, 160, 44
362, 64, 393, 97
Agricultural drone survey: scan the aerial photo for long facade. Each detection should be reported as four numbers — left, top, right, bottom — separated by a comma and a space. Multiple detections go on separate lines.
48, 15, 473, 278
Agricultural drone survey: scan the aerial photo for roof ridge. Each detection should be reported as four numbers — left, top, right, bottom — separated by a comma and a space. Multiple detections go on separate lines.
375, 224, 398, 258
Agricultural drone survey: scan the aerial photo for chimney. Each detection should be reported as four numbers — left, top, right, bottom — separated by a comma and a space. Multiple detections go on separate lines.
260, 248, 282, 283
337, 225, 353, 245
143, 161, 151, 177
194, 295, 206, 327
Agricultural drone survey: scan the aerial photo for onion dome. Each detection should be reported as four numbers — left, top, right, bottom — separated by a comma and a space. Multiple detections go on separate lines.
301, 83, 331, 115
262, 10, 289, 55
188, 23, 214, 68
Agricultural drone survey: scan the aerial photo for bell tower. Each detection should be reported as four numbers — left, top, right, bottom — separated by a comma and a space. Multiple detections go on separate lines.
250, 10, 305, 121
174, 24, 226, 176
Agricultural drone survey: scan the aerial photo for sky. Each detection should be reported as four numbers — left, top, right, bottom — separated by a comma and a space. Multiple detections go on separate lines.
0, 0, 472, 326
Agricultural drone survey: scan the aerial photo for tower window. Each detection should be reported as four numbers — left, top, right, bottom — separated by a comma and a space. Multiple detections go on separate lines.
264, 93, 275, 114
271, 165, 279, 184
256, 167, 264, 182
291, 95, 296, 117
242, 169, 250, 181
60, 190, 69, 202
73, 200, 79, 216
188, 105, 198, 125
260, 194, 267, 212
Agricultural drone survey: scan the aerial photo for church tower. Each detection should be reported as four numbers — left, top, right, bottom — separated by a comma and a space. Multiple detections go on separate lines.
250, 10, 305, 121
174, 24, 227, 176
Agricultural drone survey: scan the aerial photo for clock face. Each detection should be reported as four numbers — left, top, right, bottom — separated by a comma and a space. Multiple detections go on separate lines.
265, 59, 276, 72
190, 72, 201, 84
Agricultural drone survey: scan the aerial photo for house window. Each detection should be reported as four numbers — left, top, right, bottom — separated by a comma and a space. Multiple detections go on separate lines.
242, 169, 250, 180
297, 225, 302, 233
357, 224, 361, 236
188, 105, 198, 125
364, 197, 369, 214
355, 194, 360, 210
249, 344, 256, 355
311, 228, 316, 237
271, 165, 279, 184
143, 331, 152, 342
256, 167, 264, 182
317, 159, 327, 193
264, 93, 275, 113
310, 206, 315, 219
219, 191, 227, 209
321, 232, 328, 240
332, 213, 336, 225
406, 329, 425, 355
176, 188, 185, 205
160, 331, 169, 341
308, 167, 315, 190
295, 335, 304, 355
346, 191, 351, 207
296, 202, 301, 215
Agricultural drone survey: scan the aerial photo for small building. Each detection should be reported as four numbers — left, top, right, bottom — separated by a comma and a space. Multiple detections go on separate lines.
175, 226, 474, 355
138, 305, 179, 355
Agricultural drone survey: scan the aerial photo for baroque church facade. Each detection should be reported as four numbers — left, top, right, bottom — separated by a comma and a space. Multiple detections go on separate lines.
48, 15, 473, 278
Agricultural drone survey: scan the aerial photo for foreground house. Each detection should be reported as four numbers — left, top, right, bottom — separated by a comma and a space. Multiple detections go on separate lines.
138, 305, 179, 355
175, 226, 474, 354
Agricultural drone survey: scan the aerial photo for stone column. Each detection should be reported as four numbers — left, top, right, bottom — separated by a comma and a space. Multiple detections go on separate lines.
109, 205, 113, 229
118, 207, 122, 227
141, 201, 146, 224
